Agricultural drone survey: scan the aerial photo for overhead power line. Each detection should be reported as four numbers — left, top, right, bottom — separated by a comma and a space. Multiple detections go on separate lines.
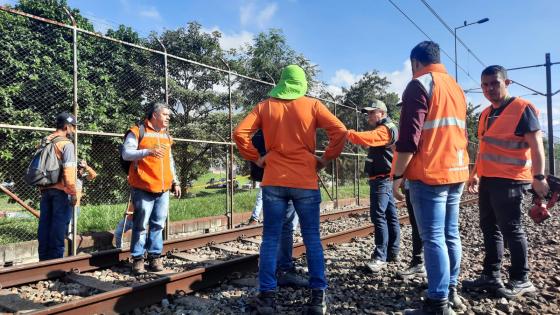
386, 0, 480, 86
419, 0, 486, 68
418, 0, 551, 98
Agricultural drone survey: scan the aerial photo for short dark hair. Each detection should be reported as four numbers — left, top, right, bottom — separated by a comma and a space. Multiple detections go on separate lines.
145, 101, 169, 120
481, 65, 508, 80
410, 41, 440, 65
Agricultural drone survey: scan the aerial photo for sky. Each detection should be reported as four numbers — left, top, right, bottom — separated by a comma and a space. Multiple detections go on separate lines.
2, 0, 559, 136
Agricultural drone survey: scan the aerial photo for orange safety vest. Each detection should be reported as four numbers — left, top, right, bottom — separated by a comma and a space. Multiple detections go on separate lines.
127, 121, 174, 193
404, 64, 470, 185
476, 98, 538, 181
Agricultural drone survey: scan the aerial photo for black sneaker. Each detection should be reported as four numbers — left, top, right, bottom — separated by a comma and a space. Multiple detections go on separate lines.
252, 291, 276, 315
497, 279, 536, 299
462, 274, 504, 292
397, 263, 427, 279
404, 298, 456, 315
387, 253, 400, 262
277, 269, 308, 288
303, 289, 327, 315
247, 217, 259, 225
448, 285, 465, 311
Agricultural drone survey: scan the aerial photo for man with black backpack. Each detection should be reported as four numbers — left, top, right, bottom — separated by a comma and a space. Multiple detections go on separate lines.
122, 102, 181, 274
34, 112, 78, 261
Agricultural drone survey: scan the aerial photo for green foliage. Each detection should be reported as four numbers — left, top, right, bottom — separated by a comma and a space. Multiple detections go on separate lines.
466, 103, 481, 144
1, 0, 404, 213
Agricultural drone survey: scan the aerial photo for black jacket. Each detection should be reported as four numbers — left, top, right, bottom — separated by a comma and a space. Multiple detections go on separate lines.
249, 130, 266, 182
364, 118, 397, 177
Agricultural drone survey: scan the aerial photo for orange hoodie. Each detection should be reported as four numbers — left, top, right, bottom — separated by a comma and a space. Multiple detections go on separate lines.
234, 97, 347, 190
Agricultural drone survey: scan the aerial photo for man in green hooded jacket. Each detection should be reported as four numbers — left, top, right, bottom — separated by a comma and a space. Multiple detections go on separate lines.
234, 65, 347, 315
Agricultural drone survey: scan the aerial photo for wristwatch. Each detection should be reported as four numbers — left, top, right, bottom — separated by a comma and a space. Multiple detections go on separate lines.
533, 174, 545, 181
393, 174, 404, 180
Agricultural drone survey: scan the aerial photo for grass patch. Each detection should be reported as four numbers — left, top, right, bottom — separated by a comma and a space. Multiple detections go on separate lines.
0, 177, 371, 244
0, 218, 37, 244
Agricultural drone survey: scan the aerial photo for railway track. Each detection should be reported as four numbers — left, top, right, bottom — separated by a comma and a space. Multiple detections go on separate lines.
0, 197, 479, 314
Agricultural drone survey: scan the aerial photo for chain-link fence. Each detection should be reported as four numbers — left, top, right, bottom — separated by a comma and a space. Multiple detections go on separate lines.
3, 5, 552, 255
0, 5, 371, 252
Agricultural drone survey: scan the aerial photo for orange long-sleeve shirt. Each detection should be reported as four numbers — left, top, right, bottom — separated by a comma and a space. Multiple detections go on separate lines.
347, 125, 392, 147
234, 96, 347, 189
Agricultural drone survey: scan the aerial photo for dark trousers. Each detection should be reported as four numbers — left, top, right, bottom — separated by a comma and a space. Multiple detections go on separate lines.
38, 189, 72, 260
369, 177, 400, 261
405, 189, 423, 265
479, 177, 530, 281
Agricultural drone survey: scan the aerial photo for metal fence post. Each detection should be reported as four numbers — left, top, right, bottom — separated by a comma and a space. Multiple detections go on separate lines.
354, 104, 360, 206
219, 58, 234, 229
155, 37, 171, 240
63, 7, 78, 256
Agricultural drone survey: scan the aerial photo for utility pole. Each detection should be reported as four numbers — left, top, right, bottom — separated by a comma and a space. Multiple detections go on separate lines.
545, 53, 555, 175
503, 54, 559, 175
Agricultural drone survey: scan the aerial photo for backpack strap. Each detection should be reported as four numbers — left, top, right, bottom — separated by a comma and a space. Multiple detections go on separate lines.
138, 123, 145, 145
50, 136, 69, 145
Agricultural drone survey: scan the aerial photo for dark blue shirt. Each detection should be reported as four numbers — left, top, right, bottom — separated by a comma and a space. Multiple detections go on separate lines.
485, 97, 541, 136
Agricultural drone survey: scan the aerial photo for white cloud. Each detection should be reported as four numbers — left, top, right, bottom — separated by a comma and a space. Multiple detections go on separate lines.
330, 69, 362, 88
139, 7, 161, 20
240, 2, 277, 28
202, 26, 254, 51
379, 60, 412, 97
257, 3, 277, 28
86, 15, 112, 34
322, 85, 344, 98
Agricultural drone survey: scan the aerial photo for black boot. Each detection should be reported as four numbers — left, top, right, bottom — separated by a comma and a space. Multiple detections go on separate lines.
448, 285, 465, 310
462, 274, 504, 292
404, 298, 455, 315
252, 291, 276, 315
397, 262, 427, 279
303, 289, 327, 315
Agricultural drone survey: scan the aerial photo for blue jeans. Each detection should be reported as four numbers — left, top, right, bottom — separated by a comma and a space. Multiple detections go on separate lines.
38, 189, 72, 260
409, 180, 464, 300
260, 186, 325, 291
251, 186, 263, 220
369, 177, 400, 261
277, 200, 299, 271
130, 188, 169, 258
114, 216, 134, 248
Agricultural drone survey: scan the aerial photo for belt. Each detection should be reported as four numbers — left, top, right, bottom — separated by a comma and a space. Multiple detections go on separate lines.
368, 174, 390, 180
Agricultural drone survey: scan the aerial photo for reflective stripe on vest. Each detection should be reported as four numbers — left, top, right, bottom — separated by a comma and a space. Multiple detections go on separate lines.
480, 153, 532, 167
143, 132, 171, 139
476, 98, 538, 181
422, 117, 465, 130
481, 135, 529, 149
403, 64, 470, 185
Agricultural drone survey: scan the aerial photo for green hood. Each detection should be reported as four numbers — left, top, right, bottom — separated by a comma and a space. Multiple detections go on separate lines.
268, 65, 308, 100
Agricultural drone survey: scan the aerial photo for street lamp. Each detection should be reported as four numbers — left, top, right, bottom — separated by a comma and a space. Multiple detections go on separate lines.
454, 18, 489, 81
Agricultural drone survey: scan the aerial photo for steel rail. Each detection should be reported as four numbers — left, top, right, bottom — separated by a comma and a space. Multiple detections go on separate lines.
6, 197, 479, 314
28, 216, 411, 315
0, 198, 480, 288
0, 205, 373, 288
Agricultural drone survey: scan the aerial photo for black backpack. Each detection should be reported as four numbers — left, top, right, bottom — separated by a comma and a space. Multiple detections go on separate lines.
24, 136, 66, 186
119, 123, 146, 174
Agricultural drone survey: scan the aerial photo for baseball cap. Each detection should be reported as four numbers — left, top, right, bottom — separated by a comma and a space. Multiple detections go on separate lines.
55, 112, 78, 126
361, 100, 387, 113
